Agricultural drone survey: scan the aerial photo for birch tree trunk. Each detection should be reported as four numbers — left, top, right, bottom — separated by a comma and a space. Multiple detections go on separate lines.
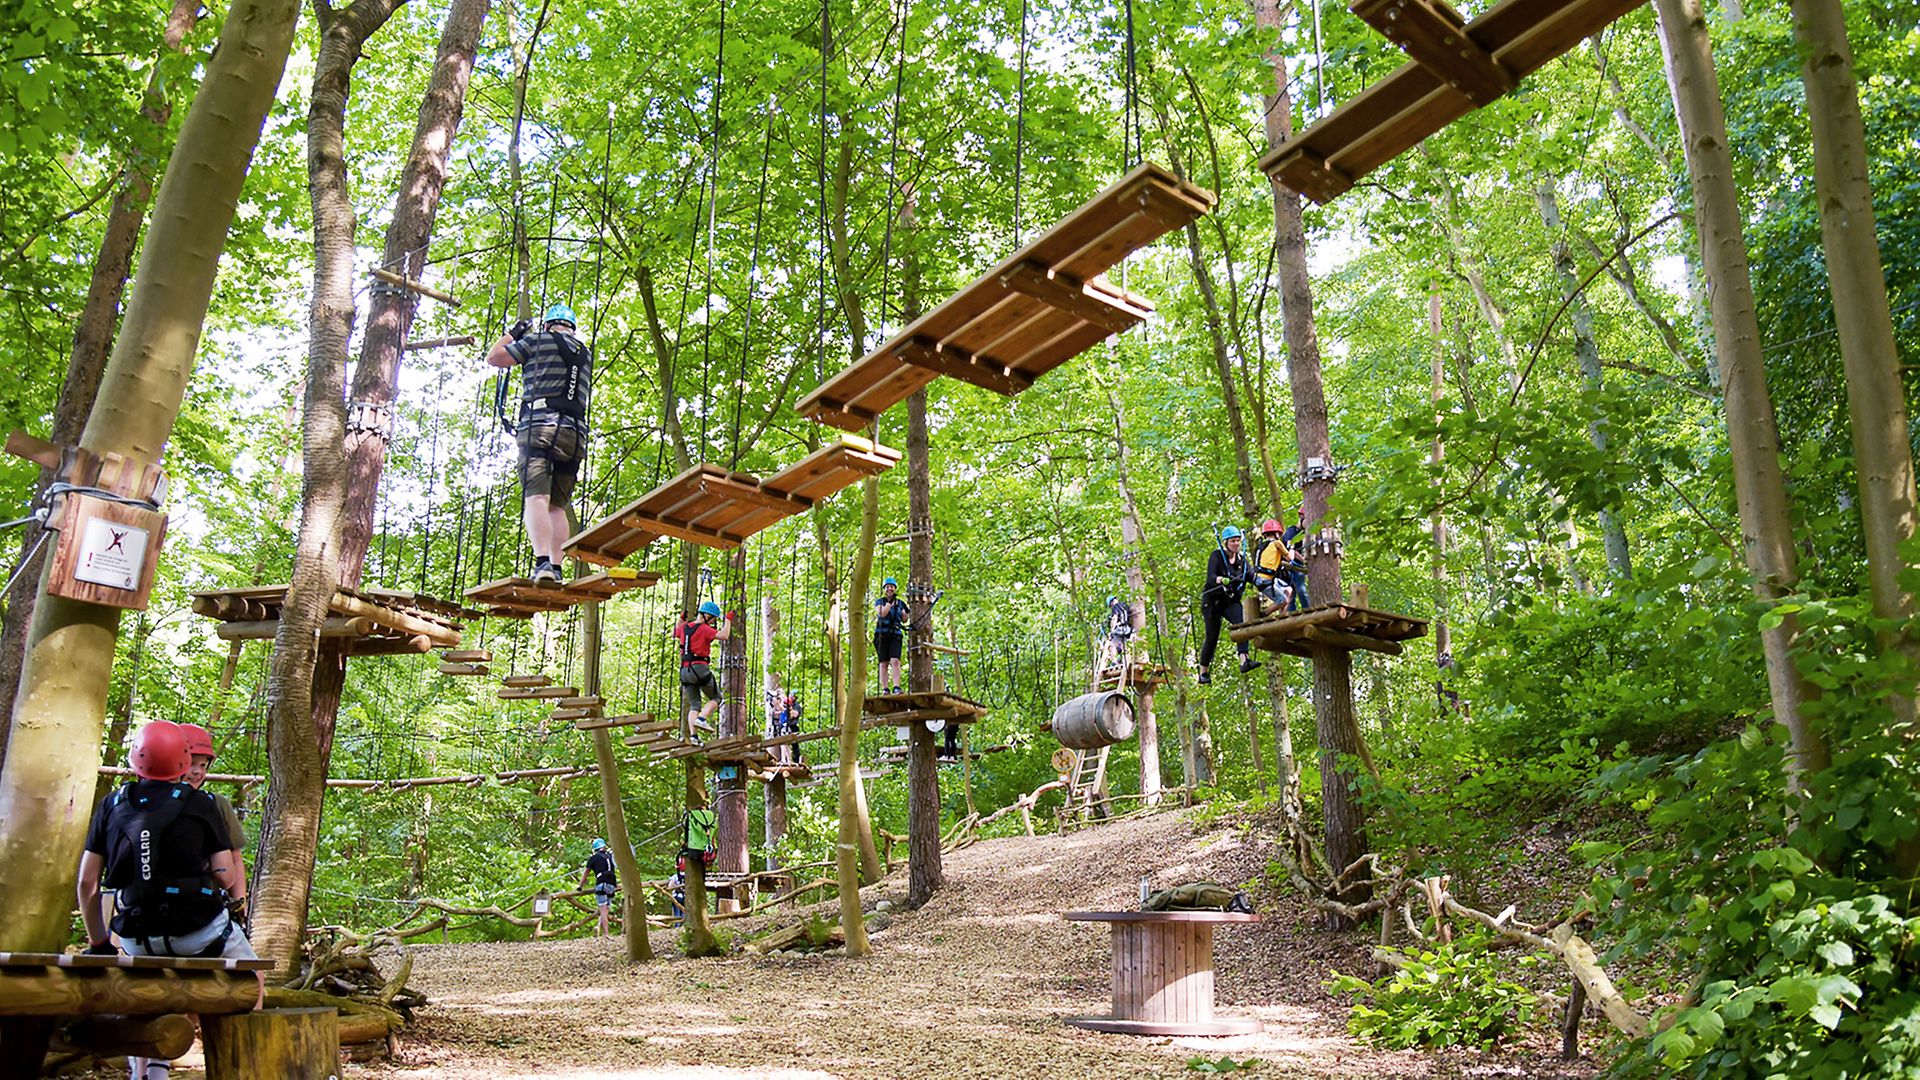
1106, 387, 1162, 806
0, 0, 299, 952
1653, 0, 1830, 796
1536, 179, 1632, 578
1789, 0, 1917, 728
584, 596, 651, 962
837, 475, 881, 956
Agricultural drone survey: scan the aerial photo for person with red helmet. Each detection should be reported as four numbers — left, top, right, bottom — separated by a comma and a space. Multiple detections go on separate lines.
76, 722, 257, 1080
1252, 517, 1296, 613
179, 723, 250, 934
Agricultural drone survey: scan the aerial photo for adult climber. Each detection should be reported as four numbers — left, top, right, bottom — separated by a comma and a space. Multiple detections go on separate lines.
580, 838, 618, 938
1102, 594, 1135, 672
674, 602, 732, 738
1251, 518, 1296, 613
1282, 507, 1311, 611
1197, 526, 1261, 686
487, 302, 592, 586
873, 577, 908, 694
77, 721, 257, 1080
178, 723, 249, 936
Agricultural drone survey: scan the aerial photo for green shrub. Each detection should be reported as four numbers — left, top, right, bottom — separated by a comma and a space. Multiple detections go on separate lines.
1327, 937, 1543, 1050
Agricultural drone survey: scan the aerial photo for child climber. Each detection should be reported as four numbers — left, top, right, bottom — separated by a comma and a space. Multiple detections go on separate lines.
675, 603, 732, 737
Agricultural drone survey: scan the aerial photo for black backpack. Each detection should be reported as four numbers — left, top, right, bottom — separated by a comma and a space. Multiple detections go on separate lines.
101, 783, 223, 934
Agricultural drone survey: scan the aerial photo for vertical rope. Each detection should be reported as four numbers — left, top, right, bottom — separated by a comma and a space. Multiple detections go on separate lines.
879, 0, 910, 337
700, 1, 727, 461
1123, 0, 1140, 169
817, 0, 830, 380
1012, 0, 1028, 246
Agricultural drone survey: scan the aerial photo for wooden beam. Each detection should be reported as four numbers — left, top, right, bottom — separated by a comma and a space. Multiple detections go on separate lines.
326, 592, 459, 647
369, 267, 459, 307
998, 261, 1146, 336
216, 617, 372, 641
1353, 0, 1514, 106
1298, 625, 1405, 655
401, 335, 475, 352
892, 336, 1034, 397
0, 966, 261, 1017
346, 634, 434, 656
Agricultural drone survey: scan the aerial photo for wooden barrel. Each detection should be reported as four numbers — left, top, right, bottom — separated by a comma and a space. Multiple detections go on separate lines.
1051, 691, 1135, 749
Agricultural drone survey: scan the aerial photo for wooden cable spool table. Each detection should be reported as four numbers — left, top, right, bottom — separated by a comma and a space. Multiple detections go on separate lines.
1064, 911, 1263, 1036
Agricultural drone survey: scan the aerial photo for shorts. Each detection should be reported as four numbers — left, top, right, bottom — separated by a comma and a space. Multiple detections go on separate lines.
121, 910, 257, 961
874, 632, 903, 663
594, 883, 618, 908
518, 421, 583, 503
680, 665, 720, 713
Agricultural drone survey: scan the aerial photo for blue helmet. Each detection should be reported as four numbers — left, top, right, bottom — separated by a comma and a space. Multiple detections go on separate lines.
698, 600, 722, 618
1220, 525, 1244, 542
543, 302, 577, 327
882, 577, 898, 588
591, 837, 606, 850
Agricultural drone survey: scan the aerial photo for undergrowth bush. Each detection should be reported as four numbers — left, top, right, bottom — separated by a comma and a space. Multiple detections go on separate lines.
1327, 936, 1543, 1049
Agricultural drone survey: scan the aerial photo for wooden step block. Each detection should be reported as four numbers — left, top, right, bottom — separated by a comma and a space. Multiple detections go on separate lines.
556, 695, 603, 709
576, 713, 661, 732
549, 706, 601, 722
523, 686, 578, 699
438, 662, 489, 676
501, 674, 550, 688
442, 649, 492, 663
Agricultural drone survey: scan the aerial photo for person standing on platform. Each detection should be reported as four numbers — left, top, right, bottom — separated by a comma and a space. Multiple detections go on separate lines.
178, 723, 249, 936
1251, 518, 1295, 613
675, 602, 732, 738
1197, 526, 1261, 686
487, 303, 592, 587
1101, 594, 1135, 673
580, 838, 618, 938
1282, 508, 1311, 611
873, 577, 908, 694
76, 721, 258, 1080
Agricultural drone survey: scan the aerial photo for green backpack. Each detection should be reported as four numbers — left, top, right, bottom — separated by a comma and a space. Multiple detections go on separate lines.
682, 809, 718, 859
1143, 881, 1254, 913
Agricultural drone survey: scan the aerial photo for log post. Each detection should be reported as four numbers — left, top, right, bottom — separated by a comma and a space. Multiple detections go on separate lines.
203, 1007, 339, 1080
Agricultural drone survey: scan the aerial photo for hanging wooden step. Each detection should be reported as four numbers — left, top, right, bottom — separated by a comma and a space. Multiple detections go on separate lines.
501, 675, 551, 688
464, 568, 659, 618
1257, 0, 1651, 203
797, 163, 1214, 432
437, 662, 489, 676
1229, 601, 1429, 657
549, 706, 601, 722
574, 713, 660, 733
442, 649, 493, 663
555, 695, 603, 710
564, 438, 901, 567
497, 685, 579, 701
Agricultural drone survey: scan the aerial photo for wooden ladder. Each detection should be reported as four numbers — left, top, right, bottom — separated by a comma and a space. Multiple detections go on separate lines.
1066, 745, 1111, 820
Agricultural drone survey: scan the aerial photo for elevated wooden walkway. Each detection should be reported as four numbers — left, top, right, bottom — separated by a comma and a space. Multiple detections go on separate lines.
464, 568, 658, 618
1259, 0, 1649, 203
565, 437, 901, 566
190, 584, 469, 653
1229, 602, 1428, 656
797, 163, 1215, 431
862, 690, 990, 728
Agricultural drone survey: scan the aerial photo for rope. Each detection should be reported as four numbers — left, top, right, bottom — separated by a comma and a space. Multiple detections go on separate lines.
879, 0, 910, 335
1012, 0, 1028, 246
1123, 0, 1141, 169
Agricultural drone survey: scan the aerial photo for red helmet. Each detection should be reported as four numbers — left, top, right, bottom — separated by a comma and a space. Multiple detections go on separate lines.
130, 721, 192, 781
179, 723, 216, 760
1261, 518, 1283, 534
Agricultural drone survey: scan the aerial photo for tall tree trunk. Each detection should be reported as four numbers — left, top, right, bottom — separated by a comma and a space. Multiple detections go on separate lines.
0, 0, 198, 770
1429, 289, 1457, 717
254, 0, 487, 968
1653, 0, 1830, 796
837, 475, 881, 956
1183, 221, 1263, 518
1537, 180, 1632, 578
584, 595, 651, 961
716, 545, 750, 882
903, 184, 944, 908
1256, 0, 1370, 922
0, 0, 299, 952
1789, 0, 1917, 732
252, 0, 405, 973
1106, 387, 1162, 806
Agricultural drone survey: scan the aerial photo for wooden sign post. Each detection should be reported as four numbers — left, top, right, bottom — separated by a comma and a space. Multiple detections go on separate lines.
6, 431, 168, 611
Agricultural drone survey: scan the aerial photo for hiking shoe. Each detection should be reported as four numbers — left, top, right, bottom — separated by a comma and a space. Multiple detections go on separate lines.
1196, 668, 1212, 686
1240, 657, 1262, 675
532, 558, 561, 587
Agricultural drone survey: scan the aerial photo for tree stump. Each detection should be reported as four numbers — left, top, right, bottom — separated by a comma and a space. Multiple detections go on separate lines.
204, 1006, 339, 1079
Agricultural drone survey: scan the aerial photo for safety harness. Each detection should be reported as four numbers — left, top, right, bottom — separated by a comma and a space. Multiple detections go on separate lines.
101, 783, 229, 953
519, 331, 591, 423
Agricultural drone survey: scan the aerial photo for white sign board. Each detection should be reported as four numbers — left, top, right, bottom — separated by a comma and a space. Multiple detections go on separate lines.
73, 517, 149, 591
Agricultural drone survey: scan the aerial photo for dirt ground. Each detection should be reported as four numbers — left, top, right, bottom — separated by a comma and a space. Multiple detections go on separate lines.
91, 810, 1599, 1079
358, 811, 1593, 1079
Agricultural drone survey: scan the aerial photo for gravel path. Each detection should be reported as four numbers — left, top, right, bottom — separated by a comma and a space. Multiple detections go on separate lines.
347, 810, 1592, 1079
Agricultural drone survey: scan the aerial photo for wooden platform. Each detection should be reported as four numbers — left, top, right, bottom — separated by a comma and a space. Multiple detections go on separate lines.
1228, 602, 1428, 656
1095, 661, 1172, 692
565, 438, 901, 566
1258, 0, 1651, 203
464, 568, 658, 618
190, 584, 466, 651
797, 163, 1215, 431
861, 690, 989, 728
